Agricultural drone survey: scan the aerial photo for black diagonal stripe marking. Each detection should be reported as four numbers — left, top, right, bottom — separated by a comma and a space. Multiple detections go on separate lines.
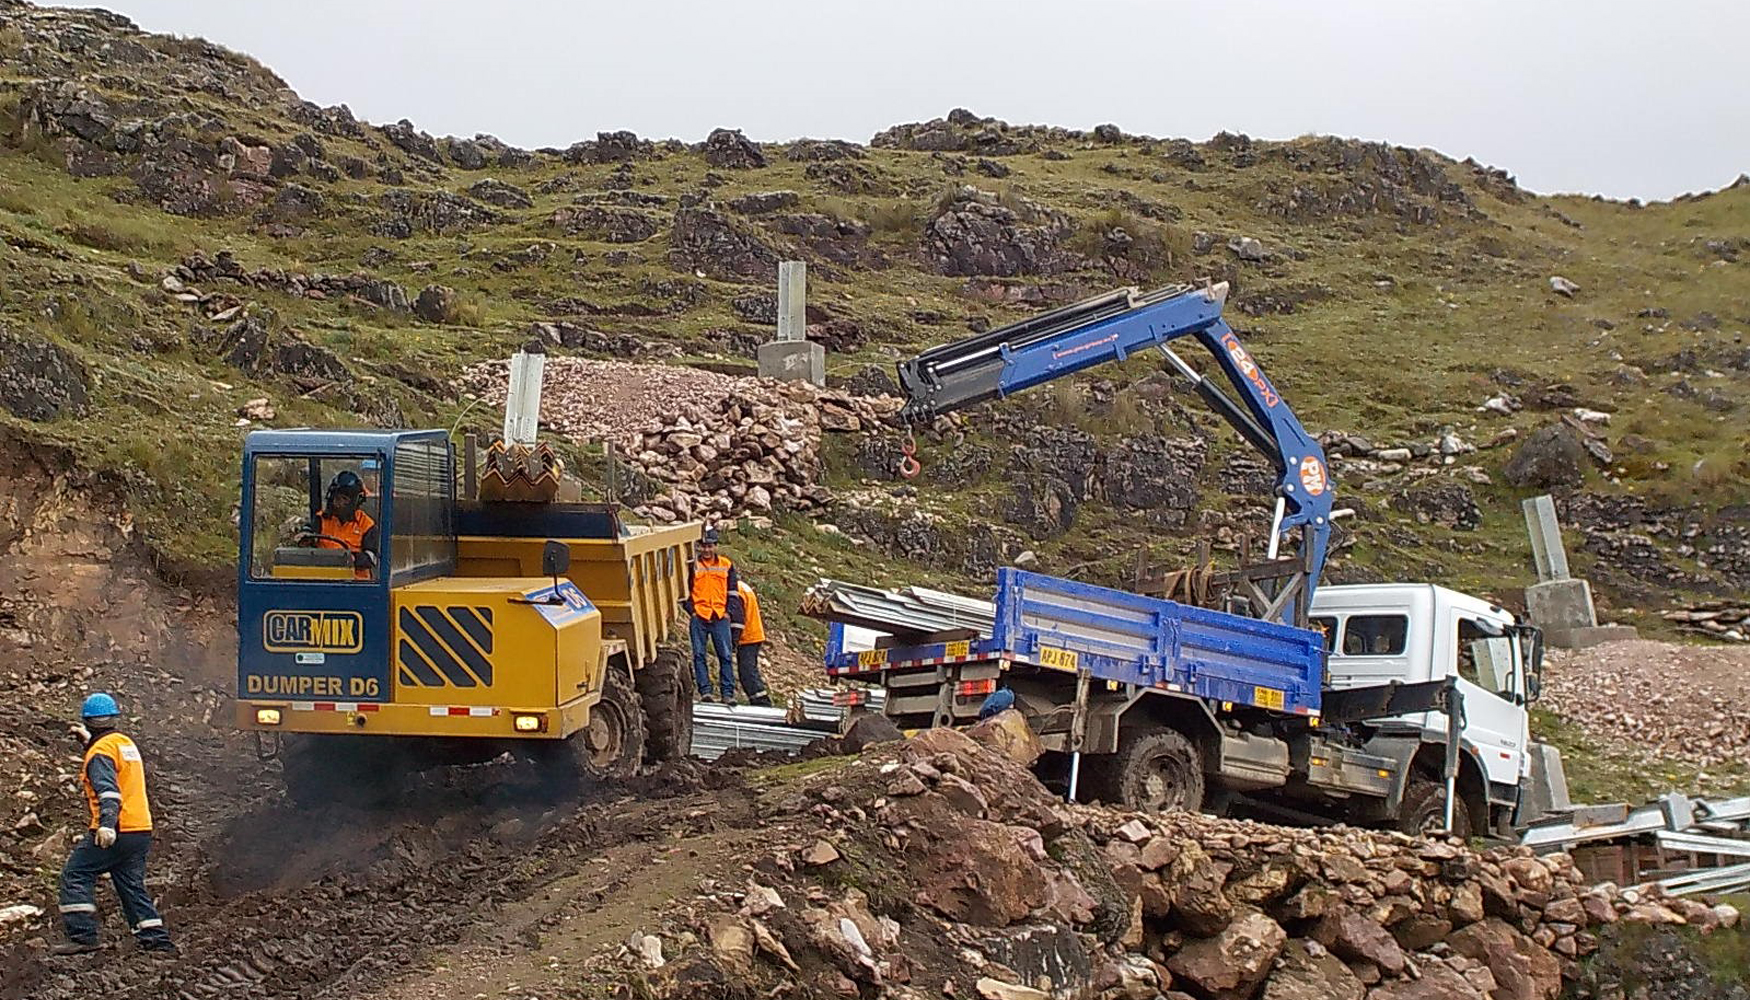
398, 666, 418, 687
400, 607, 475, 688
397, 637, 444, 687
416, 605, 493, 686
450, 605, 493, 655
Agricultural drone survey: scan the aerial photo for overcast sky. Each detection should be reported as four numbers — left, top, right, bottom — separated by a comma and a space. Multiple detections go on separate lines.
67, 0, 1749, 200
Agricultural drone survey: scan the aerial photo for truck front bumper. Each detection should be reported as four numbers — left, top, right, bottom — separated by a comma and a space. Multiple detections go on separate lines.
235, 698, 592, 738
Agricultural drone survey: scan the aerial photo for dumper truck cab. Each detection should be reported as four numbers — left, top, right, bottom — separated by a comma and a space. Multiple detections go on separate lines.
235, 428, 697, 805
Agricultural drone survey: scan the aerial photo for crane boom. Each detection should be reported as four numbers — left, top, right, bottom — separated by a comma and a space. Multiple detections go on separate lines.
893, 282, 1333, 624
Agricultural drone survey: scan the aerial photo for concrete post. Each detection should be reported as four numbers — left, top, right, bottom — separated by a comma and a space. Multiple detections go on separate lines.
777, 260, 806, 342
757, 260, 825, 387
1520, 493, 1639, 648
1522, 495, 1570, 582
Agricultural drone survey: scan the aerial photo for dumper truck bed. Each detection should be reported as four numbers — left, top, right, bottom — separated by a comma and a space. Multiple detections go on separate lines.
822, 568, 1325, 717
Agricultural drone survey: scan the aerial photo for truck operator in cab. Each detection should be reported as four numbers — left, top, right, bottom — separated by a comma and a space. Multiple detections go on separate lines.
301, 470, 380, 580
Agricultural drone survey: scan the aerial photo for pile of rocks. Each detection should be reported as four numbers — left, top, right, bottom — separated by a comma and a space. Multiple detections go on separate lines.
460, 357, 899, 522
168, 250, 410, 314
1542, 638, 1750, 768
624, 721, 1736, 1000
1663, 602, 1750, 642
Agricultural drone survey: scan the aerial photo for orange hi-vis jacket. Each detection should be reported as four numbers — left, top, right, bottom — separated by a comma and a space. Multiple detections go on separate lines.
82, 732, 153, 833
733, 582, 765, 645
689, 554, 736, 620
318, 509, 376, 579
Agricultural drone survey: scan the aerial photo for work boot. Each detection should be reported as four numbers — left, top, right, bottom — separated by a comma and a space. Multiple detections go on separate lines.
697, 692, 717, 704
51, 940, 100, 956
749, 694, 773, 708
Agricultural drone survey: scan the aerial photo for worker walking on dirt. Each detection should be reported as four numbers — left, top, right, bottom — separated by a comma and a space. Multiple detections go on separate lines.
685, 528, 739, 702
301, 470, 380, 579
53, 693, 176, 956
728, 580, 774, 707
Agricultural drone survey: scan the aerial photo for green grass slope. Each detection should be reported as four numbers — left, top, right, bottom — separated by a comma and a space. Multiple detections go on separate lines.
1, 0, 1746, 637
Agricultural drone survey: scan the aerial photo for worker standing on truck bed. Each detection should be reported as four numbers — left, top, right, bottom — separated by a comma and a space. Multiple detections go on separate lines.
728, 580, 774, 707
686, 528, 739, 702
53, 693, 176, 957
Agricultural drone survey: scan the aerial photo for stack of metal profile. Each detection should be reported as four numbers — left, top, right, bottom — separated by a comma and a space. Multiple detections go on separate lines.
796, 686, 888, 725
801, 578, 996, 638
688, 701, 831, 761
1522, 792, 1750, 898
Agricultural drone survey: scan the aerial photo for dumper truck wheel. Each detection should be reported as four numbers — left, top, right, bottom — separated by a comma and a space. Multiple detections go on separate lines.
1397, 778, 1473, 837
280, 734, 404, 809
1089, 727, 1205, 814
550, 660, 646, 784
636, 647, 694, 761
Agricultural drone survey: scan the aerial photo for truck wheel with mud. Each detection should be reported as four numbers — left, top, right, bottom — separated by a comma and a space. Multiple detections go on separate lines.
635, 646, 693, 761
548, 660, 646, 784
1088, 727, 1205, 813
280, 734, 406, 809
1397, 778, 1474, 837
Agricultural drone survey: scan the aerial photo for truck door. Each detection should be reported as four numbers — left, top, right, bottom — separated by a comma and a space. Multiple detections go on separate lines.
1450, 613, 1528, 788
238, 453, 393, 704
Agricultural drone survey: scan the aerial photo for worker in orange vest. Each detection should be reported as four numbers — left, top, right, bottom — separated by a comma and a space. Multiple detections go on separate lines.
685, 527, 738, 702
301, 470, 380, 580
53, 693, 175, 956
727, 580, 773, 707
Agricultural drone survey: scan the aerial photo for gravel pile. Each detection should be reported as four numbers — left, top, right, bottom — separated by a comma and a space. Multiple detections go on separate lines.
1541, 638, 1750, 768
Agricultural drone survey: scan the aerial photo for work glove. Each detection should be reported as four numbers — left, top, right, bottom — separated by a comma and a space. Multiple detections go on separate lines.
95, 827, 116, 849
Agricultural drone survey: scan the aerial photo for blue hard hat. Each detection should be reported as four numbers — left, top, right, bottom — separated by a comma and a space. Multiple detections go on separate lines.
700, 527, 720, 544
81, 693, 120, 720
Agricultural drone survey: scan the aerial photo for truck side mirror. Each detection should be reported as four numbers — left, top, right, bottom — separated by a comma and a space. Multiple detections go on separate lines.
541, 540, 570, 579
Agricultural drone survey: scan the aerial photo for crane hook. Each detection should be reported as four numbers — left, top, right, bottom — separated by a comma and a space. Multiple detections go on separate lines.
898, 433, 921, 479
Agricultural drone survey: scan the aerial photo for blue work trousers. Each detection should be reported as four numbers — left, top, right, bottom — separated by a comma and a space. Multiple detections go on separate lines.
690, 614, 735, 698
59, 830, 173, 948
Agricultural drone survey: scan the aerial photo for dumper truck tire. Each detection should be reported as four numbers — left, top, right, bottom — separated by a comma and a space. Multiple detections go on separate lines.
636, 647, 693, 761
1087, 726, 1205, 814
548, 660, 646, 784
280, 734, 404, 809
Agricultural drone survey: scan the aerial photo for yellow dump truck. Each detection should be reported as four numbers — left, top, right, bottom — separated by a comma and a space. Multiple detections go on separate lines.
234, 429, 697, 804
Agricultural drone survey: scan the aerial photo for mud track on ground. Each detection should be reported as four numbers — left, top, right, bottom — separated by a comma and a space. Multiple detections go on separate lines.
1, 761, 749, 1000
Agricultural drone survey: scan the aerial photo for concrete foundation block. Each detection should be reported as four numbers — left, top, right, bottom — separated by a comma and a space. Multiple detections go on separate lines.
1543, 624, 1640, 649
1525, 578, 1597, 631
757, 339, 825, 387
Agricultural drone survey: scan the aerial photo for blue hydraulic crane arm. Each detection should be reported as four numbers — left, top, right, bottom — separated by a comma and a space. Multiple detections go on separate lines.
893, 282, 1334, 618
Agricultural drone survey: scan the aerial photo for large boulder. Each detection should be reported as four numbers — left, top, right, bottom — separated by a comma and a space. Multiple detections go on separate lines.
0, 328, 91, 421
1262, 940, 1364, 1000
1166, 908, 1286, 1000
702, 128, 767, 169
468, 177, 533, 209
1389, 479, 1482, 531
412, 285, 459, 324
1311, 908, 1406, 976
1447, 917, 1562, 1000
923, 186, 1074, 277
1502, 423, 1588, 490
668, 208, 782, 282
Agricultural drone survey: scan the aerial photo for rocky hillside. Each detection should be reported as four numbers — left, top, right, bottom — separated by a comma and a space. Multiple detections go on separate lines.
1, 0, 1747, 631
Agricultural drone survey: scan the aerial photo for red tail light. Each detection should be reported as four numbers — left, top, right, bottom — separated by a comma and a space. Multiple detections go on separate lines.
955, 679, 997, 697
832, 690, 867, 707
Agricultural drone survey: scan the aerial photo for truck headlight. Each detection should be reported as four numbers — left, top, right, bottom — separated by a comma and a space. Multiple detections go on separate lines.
513, 713, 544, 732
255, 708, 282, 726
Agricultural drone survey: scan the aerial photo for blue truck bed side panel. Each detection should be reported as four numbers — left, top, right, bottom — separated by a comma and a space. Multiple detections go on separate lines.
825, 569, 1326, 716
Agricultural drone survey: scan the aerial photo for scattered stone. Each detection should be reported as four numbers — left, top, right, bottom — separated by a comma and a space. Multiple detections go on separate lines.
1549, 275, 1580, 298
801, 839, 841, 866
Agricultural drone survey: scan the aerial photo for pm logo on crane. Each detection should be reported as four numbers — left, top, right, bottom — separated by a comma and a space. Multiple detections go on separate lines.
1219, 331, 1280, 409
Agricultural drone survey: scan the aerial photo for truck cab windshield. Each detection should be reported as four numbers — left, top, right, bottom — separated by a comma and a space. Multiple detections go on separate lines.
249, 455, 382, 582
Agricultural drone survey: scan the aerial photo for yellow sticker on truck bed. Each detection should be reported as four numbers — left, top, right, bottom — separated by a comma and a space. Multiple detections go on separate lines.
944, 640, 970, 658
857, 649, 888, 668
1038, 646, 1079, 671
1253, 686, 1286, 711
